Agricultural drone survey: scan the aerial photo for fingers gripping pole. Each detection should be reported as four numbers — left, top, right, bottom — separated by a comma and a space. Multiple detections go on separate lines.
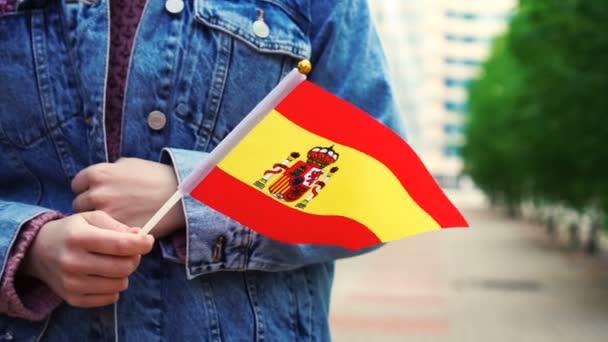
139, 190, 183, 235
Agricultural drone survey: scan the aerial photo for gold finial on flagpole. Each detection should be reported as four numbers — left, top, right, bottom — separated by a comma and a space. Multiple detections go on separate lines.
297, 59, 312, 75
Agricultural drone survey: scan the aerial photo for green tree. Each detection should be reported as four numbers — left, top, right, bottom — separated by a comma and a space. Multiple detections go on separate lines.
464, 0, 608, 219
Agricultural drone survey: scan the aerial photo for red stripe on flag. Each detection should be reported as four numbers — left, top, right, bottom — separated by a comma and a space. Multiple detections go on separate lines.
191, 167, 382, 250
275, 81, 468, 228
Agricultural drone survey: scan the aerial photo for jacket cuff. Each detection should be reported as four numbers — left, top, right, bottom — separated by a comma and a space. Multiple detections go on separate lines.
0, 211, 63, 321
159, 148, 252, 279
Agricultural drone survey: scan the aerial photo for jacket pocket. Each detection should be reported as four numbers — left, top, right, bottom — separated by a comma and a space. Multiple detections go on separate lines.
0, 10, 50, 148
193, 0, 311, 59
184, 0, 311, 151
0, 7, 81, 150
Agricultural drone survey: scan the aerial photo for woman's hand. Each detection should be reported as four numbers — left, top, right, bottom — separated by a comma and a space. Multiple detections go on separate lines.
22, 211, 154, 308
71, 158, 185, 238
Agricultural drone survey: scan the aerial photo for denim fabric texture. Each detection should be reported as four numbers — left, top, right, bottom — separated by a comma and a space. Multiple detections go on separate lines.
0, 0, 405, 340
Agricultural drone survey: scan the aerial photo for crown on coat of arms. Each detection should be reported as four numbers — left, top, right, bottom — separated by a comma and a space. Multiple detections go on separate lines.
253, 144, 341, 209
306, 146, 339, 169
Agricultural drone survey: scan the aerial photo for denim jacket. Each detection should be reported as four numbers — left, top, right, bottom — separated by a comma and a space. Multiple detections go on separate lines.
0, 0, 404, 340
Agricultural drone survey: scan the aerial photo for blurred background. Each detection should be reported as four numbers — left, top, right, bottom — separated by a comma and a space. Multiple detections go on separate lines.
330, 0, 608, 341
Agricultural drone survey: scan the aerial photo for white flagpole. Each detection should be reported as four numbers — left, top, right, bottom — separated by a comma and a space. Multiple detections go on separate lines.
140, 190, 183, 235
140, 68, 307, 236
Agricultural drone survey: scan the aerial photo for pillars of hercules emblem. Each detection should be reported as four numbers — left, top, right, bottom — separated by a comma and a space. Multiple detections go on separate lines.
254, 152, 300, 189
295, 167, 339, 209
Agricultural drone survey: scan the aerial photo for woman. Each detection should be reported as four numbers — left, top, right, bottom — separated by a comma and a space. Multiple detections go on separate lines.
0, 0, 405, 340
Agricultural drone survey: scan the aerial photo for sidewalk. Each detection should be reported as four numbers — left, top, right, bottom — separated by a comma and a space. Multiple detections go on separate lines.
330, 194, 608, 342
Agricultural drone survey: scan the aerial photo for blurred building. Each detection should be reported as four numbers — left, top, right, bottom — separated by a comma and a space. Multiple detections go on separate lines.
370, 0, 516, 187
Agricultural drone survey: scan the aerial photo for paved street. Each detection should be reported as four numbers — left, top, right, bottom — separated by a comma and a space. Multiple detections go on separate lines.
330, 194, 608, 341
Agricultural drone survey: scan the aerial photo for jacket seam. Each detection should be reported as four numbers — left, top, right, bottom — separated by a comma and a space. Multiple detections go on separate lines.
158, 148, 193, 278
59, 0, 90, 126
31, 8, 79, 180
200, 33, 231, 150
244, 273, 265, 342
202, 280, 223, 342
304, 268, 314, 341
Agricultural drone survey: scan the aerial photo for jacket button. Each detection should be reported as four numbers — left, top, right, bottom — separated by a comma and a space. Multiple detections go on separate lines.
147, 111, 167, 131
175, 103, 190, 118
253, 20, 270, 38
165, 0, 184, 14
253, 8, 270, 38
212, 236, 226, 263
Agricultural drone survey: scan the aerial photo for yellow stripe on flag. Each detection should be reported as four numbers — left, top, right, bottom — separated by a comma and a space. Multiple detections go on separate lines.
217, 110, 441, 241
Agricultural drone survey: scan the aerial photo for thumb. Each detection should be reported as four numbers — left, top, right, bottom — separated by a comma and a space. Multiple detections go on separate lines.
81, 211, 130, 233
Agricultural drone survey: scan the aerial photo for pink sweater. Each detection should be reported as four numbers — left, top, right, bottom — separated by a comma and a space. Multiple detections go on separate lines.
0, 0, 155, 321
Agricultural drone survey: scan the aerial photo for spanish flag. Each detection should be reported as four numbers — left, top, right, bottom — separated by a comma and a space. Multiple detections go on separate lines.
146, 69, 467, 250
